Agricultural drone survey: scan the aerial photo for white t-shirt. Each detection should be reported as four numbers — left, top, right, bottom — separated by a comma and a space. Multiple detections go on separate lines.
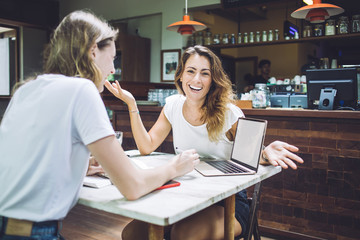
0, 74, 114, 221
164, 94, 244, 159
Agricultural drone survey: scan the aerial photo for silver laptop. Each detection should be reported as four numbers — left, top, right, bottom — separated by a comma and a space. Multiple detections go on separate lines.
195, 117, 267, 177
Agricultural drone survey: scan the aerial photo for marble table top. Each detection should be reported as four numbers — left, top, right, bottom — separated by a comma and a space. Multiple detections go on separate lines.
78, 151, 281, 226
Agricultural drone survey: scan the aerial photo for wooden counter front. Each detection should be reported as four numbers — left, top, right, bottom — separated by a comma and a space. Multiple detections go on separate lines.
109, 105, 360, 240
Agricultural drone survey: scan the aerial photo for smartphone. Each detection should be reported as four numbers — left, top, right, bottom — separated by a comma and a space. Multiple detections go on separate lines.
156, 180, 180, 190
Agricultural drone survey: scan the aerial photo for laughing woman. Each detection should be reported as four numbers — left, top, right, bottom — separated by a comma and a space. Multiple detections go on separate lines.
106, 45, 304, 240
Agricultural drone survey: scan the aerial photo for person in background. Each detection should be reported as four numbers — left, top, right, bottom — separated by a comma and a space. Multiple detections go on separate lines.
105, 45, 303, 240
251, 59, 271, 86
0, 10, 199, 239
242, 72, 255, 93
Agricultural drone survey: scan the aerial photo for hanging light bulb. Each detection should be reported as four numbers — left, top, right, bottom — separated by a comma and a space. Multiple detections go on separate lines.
291, 0, 344, 23
167, 0, 207, 35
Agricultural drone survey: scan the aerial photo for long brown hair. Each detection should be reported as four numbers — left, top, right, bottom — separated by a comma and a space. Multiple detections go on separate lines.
43, 10, 118, 88
174, 45, 235, 142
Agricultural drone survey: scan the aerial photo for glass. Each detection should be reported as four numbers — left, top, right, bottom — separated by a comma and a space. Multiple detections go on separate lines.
204, 31, 212, 45
303, 25, 312, 37
268, 30, 273, 41
213, 34, 220, 44
243, 32, 248, 43
314, 24, 324, 36
250, 83, 270, 108
338, 16, 349, 34
325, 19, 335, 36
222, 33, 229, 44
352, 14, 360, 33
237, 32, 242, 44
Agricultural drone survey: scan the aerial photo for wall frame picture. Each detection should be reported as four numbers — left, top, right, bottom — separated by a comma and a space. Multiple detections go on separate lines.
161, 49, 181, 82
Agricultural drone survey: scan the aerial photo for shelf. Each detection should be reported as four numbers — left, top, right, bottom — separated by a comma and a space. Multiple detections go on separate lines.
206, 32, 360, 49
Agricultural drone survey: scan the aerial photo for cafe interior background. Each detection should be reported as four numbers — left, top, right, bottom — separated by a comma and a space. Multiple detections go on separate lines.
1, 0, 360, 239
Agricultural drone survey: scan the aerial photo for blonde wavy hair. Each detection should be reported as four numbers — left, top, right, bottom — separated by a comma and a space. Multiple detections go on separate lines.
43, 10, 118, 88
174, 45, 236, 142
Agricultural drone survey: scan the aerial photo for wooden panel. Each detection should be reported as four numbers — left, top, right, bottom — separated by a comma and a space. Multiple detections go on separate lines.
116, 33, 150, 83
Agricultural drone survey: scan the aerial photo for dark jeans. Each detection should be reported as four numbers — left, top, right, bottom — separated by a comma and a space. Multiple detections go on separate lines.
0, 217, 65, 240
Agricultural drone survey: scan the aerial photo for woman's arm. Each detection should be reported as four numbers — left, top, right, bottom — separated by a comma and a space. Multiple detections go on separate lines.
105, 80, 171, 155
88, 135, 199, 200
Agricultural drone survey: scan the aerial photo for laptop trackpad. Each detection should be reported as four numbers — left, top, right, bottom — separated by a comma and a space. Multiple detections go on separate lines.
195, 161, 223, 176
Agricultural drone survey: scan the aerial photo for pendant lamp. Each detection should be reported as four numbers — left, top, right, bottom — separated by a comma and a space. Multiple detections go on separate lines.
167, 0, 207, 35
291, 0, 344, 23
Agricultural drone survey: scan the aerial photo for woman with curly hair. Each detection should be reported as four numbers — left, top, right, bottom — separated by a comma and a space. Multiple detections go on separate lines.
106, 45, 303, 240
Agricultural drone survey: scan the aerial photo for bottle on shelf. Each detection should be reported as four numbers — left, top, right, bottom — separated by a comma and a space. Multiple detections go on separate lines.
325, 19, 335, 36
204, 31, 212, 45
237, 32, 242, 44
262, 30, 267, 42
268, 30, 273, 41
351, 14, 360, 33
249, 32, 255, 43
195, 31, 203, 45
213, 34, 220, 44
230, 33, 236, 44
338, 16, 349, 34
274, 29, 279, 40
255, 31, 260, 42
222, 33, 229, 44
243, 32, 248, 43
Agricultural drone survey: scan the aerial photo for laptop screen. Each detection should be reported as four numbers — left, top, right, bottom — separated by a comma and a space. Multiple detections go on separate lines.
231, 118, 267, 170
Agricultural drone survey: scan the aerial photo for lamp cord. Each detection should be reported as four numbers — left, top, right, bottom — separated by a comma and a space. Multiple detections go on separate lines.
185, 0, 188, 15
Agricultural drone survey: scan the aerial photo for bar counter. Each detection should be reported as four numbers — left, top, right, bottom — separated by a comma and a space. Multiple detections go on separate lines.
109, 104, 360, 240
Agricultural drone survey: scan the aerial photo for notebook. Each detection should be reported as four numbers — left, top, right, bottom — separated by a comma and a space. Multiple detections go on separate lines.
195, 117, 267, 177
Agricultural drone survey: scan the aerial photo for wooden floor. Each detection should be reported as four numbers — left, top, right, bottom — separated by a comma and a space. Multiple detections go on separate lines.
61, 204, 132, 240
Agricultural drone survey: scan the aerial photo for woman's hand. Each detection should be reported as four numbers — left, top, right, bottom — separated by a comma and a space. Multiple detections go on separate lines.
87, 156, 105, 176
262, 141, 304, 170
104, 80, 136, 107
171, 149, 200, 177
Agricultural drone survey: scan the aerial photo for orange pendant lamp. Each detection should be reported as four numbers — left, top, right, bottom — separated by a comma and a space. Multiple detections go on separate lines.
291, 0, 344, 23
167, 0, 207, 35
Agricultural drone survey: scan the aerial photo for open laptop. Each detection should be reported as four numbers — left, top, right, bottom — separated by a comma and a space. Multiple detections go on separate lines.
195, 117, 267, 177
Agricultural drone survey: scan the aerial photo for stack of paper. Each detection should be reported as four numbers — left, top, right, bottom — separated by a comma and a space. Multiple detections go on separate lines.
83, 175, 112, 188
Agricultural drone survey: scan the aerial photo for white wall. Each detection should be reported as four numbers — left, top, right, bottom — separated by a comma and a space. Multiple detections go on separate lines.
59, 0, 220, 82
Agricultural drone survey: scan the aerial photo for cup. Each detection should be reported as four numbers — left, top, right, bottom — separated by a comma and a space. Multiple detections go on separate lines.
331, 59, 338, 69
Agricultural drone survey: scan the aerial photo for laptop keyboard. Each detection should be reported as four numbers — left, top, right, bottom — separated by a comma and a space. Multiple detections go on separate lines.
206, 161, 247, 174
